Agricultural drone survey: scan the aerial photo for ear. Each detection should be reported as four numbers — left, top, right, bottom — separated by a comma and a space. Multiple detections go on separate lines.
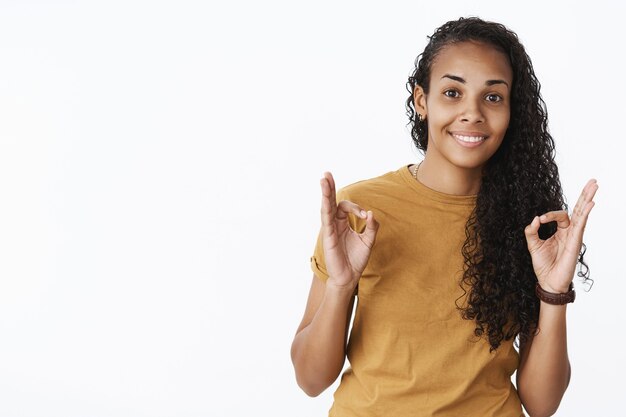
413, 85, 428, 119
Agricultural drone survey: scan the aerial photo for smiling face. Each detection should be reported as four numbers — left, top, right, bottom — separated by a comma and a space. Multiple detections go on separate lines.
414, 41, 513, 172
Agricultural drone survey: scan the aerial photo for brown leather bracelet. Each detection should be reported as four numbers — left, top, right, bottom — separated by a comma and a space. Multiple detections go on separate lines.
535, 282, 575, 305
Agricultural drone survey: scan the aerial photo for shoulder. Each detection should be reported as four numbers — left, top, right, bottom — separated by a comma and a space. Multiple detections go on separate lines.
337, 165, 411, 203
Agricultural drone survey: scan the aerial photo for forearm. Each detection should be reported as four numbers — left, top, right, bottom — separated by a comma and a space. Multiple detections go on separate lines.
291, 284, 354, 397
517, 302, 570, 416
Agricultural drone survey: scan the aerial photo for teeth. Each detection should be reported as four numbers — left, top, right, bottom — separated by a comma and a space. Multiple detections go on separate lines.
454, 134, 486, 143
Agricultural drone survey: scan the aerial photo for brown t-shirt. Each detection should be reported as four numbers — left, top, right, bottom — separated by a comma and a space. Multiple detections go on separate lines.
310, 165, 524, 417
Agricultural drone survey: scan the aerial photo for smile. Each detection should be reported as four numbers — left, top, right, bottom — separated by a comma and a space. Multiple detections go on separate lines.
450, 132, 488, 148
452, 134, 486, 143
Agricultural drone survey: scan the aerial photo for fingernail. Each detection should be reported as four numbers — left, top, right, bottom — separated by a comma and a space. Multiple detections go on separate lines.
360, 210, 367, 218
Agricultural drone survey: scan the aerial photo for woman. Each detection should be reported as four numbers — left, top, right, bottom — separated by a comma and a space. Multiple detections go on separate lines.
291, 17, 597, 416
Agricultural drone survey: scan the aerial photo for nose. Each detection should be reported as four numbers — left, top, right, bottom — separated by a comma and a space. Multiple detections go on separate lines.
459, 98, 485, 124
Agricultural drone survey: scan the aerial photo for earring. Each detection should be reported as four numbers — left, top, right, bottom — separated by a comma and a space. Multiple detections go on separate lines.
417, 114, 424, 122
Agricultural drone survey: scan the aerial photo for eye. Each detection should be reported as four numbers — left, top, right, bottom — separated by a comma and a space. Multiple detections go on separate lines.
443, 89, 460, 98
485, 93, 503, 103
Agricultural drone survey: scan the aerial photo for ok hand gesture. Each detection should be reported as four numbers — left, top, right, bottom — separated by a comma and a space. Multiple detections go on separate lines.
524, 179, 599, 294
320, 172, 379, 291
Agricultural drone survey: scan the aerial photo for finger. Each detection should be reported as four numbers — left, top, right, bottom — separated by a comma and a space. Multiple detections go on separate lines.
524, 215, 542, 252
539, 210, 570, 230
336, 200, 368, 221
571, 199, 596, 234
361, 210, 379, 248
572, 181, 599, 222
322, 171, 338, 209
572, 179, 598, 220
563, 197, 596, 258
320, 174, 337, 234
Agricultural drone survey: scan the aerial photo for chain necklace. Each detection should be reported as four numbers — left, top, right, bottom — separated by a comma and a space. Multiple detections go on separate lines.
413, 161, 423, 181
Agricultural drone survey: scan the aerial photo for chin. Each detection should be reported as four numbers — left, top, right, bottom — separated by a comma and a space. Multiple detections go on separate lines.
447, 156, 491, 171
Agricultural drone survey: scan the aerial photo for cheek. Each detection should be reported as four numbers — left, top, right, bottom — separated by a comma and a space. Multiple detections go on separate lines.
493, 110, 511, 134
428, 108, 455, 128
503, 109, 511, 128
426, 115, 450, 141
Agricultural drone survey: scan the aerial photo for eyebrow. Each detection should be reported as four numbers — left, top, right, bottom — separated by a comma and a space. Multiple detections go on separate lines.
442, 74, 509, 88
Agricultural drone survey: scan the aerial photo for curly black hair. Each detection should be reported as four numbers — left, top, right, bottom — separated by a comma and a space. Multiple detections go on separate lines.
405, 17, 591, 351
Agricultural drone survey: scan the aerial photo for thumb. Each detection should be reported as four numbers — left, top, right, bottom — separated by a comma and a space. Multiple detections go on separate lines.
361, 210, 379, 248
524, 216, 542, 252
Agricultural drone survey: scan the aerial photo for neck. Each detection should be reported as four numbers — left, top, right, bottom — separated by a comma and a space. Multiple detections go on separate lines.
417, 155, 483, 196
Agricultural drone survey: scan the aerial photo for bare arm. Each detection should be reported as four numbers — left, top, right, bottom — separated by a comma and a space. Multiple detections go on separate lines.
290, 274, 355, 396
518, 179, 598, 416
291, 172, 378, 396
517, 303, 570, 416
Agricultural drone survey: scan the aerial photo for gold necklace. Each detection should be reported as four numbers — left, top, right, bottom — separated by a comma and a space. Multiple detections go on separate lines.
413, 161, 423, 181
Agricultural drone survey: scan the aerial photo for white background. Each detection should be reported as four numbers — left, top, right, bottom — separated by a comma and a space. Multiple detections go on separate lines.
0, 1, 624, 416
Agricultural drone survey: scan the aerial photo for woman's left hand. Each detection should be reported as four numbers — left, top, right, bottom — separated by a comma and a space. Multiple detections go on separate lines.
524, 179, 599, 294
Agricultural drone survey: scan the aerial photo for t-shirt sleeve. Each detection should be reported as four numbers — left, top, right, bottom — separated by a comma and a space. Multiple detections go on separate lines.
310, 229, 329, 281
309, 187, 367, 282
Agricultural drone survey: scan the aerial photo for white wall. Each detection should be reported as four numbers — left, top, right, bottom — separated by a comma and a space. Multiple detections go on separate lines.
0, 1, 623, 415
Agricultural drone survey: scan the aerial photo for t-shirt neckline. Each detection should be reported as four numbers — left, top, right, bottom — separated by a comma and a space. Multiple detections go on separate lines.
400, 164, 477, 206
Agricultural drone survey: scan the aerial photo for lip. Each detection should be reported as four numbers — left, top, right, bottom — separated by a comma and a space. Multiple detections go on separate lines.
449, 131, 488, 148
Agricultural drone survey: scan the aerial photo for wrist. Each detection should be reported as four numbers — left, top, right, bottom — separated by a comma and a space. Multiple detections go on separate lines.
536, 282, 575, 305
325, 279, 357, 298
540, 282, 570, 294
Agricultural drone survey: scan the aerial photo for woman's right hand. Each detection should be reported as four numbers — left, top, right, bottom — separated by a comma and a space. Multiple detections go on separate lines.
320, 172, 379, 291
